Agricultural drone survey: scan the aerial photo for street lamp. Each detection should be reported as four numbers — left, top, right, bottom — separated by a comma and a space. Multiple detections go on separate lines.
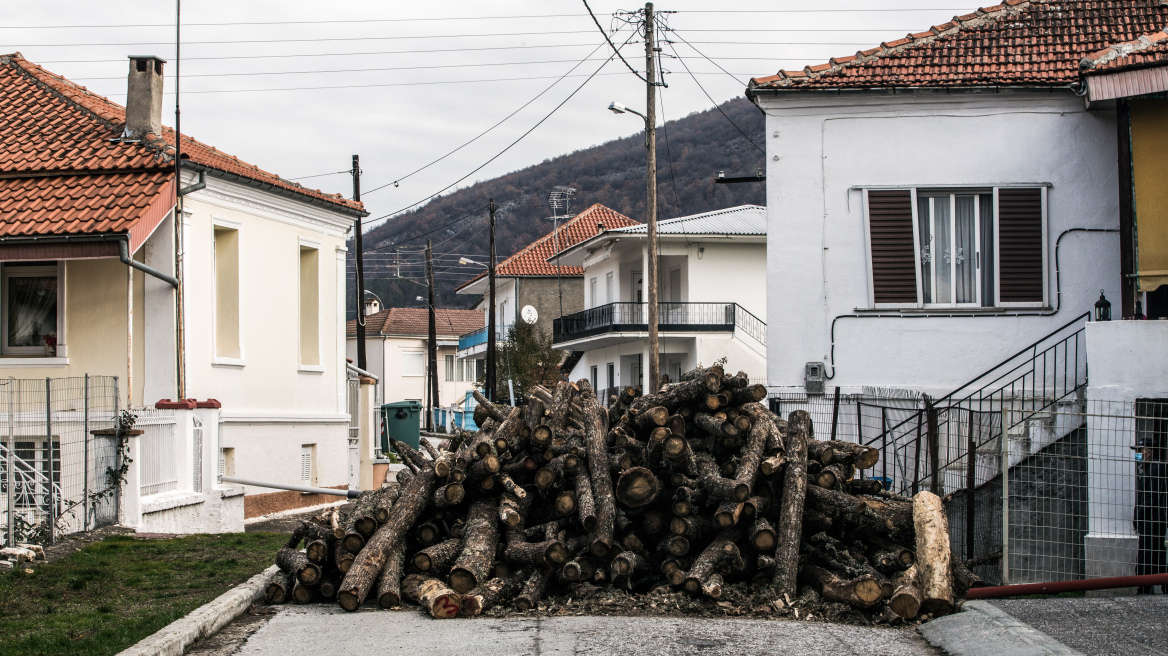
609, 98, 660, 393
459, 257, 486, 267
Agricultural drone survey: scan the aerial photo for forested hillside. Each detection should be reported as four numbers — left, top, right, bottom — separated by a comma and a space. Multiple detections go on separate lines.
351, 96, 764, 315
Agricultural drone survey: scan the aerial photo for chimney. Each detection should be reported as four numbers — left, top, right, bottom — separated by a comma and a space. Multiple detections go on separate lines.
364, 298, 381, 317
125, 56, 166, 140
596, 222, 606, 234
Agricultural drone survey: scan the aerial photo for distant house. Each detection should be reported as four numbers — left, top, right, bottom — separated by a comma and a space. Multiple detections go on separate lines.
454, 203, 639, 372
0, 53, 365, 533
550, 205, 767, 396
346, 307, 484, 414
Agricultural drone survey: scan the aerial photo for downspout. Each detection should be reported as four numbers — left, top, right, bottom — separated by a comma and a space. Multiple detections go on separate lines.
118, 238, 178, 287
118, 237, 178, 409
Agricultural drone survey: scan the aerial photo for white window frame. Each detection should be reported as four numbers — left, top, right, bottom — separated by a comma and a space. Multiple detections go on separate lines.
211, 216, 245, 367
298, 238, 323, 372
402, 350, 425, 377
0, 262, 65, 357
605, 272, 614, 304
589, 277, 597, 308
861, 184, 1050, 310
916, 191, 986, 309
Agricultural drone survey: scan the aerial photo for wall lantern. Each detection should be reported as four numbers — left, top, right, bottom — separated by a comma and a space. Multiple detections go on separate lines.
1094, 289, 1112, 322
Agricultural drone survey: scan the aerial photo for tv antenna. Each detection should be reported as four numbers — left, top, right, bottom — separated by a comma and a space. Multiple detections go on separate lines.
546, 186, 576, 325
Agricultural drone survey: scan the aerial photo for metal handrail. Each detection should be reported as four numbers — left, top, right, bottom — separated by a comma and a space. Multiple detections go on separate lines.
0, 442, 62, 511
553, 302, 766, 345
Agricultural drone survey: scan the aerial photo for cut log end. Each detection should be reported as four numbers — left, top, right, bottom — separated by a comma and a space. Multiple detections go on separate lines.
615, 467, 660, 508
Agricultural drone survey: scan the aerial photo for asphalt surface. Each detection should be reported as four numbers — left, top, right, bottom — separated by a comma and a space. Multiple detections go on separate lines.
990, 595, 1168, 656
231, 606, 939, 656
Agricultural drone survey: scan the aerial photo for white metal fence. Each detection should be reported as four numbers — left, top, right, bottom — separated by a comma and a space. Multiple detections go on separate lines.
137, 408, 179, 497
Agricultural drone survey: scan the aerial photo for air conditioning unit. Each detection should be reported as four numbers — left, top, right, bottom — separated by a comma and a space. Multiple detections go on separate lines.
804, 362, 826, 395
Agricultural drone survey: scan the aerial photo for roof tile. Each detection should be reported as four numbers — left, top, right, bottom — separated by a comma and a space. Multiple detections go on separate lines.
346, 307, 484, 338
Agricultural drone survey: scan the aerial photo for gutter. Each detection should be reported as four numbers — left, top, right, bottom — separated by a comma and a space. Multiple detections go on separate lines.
118, 238, 178, 288
346, 362, 379, 381
181, 162, 368, 218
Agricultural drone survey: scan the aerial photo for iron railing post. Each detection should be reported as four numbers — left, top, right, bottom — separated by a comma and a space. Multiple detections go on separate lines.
912, 409, 924, 496
830, 387, 841, 441
4, 378, 13, 547
881, 407, 888, 485
83, 374, 90, 532
925, 395, 940, 495
966, 409, 976, 563
45, 378, 54, 545
1001, 414, 1010, 585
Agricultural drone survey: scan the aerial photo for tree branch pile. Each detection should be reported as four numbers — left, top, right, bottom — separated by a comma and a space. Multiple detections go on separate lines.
270, 366, 965, 619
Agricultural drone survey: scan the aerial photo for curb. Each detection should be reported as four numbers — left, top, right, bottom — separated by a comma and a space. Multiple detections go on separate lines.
918, 600, 1085, 656
117, 564, 279, 656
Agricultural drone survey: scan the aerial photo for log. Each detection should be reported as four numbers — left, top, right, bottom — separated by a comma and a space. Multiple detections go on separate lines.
461, 569, 528, 616
615, 466, 660, 508
913, 491, 954, 616
759, 454, 787, 476
265, 570, 294, 604
473, 389, 508, 425
319, 571, 340, 599
629, 369, 721, 415
582, 389, 616, 557
951, 557, 985, 596
337, 467, 436, 612
413, 538, 463, 575
742, 495, 770, 520
798, 562, 884, 609
334, 540, 355, 574
546, 381, 579, 432
732, 403, 770, 492
376, 540, 407, 608
772, 410, 810, 596
889, 565, 922, 619
815, 463, 847, 490
512, 567, 552, 611
562, 556, 598, 582
291, 580, 315, 604
402, 574, 462, 619
276, 548, 321, 586
805, 482, 866, 517
433, 482, 465, 508
499, 492, 527, 528
824, 440, 880, 470
449, 496, 500, 594
329, 508, 343, 540
634, 406, 669, 432
683, 528, 737, 596
694, 412, 738, 439
554, 490, 577, 517
844, 478, 883, 496
695, 456, 750, 502
610, 551, 651, 589
750, 517, 777, 552
806, 440, 834, 465
713, 501, 744, 529
575, 471, 597, 532
503, 537, 569, 567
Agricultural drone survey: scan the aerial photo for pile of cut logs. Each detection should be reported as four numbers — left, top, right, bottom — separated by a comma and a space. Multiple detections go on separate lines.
267, 366, 976, 620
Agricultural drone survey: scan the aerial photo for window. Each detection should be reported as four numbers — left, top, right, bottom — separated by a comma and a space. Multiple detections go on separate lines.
499, 299, 508, 325
213, 226, 241, 358
402, 350, 425, 377
591, 365, 598, 391
219, 447, 235, 477
1, 264, 60, 356
475, 358, 485, 381
606, 272, 614, 304
590, 277, 597, 307
445, 354, 455, 381
865, 187, 1044, 308
300, 444, 316, 485
299, 245, 320, 366
607, 362, 615, 389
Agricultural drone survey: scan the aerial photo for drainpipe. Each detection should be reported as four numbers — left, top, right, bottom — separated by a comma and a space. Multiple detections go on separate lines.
118, 238, 178, 288
219, 475, 361, 498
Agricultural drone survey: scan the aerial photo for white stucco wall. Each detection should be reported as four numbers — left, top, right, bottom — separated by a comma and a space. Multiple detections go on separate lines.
756, 90, 1122, 395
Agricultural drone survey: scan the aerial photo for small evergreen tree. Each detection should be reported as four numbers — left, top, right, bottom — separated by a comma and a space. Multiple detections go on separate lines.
485, 323, 564, 403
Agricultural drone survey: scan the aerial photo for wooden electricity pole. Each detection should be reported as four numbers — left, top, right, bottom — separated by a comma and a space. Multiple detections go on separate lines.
352, 154, 367, 371
426, 240, 439, 431
644, 2, 660, 394
486, 199, 498, 402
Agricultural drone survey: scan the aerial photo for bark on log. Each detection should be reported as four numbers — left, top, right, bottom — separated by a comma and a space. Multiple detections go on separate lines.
562, 557, 598, 582
733, 403, 770, 491
951, 557, 985, 596
615, 466, 660, 508
806, 439, 834, 465
582, 391, 616, 557
574, 471, 597, 532
816, 463, 847, 490
634, 406, 669, 432
805, 483, 867, 517
499, 492, 528, 528
546, 381, 579, 433
694, 412, 738, 439
449, 496, 501, 594
265, 570, 293, 604
461, 569, 528, 616
334, 540, 355, 574
610, 551, 651, 589
503, 537, 569, 567
683, 528, 737, 595
376, 540, 407, 608
433, 482, 465, 508
751, 517, 777, 552
913, 491, 954, 615
629, 369, 721, 415
759, 454, 788, 476
889, 565, 922, 619
844, 478, 883, 496
337, 467, 436, 612
798, 562, 884, 609
473, 390, 508, 425
319, 572, 340, 599
695, 457, 750, 502
276, 548, 321, 586
772, 410, 810, 596
512, 567, 551, 611
824, 440, 880, 470
714, 501, 744, 528
402, 574, 462, 619
291, 580, 315, 604
413, 538, 463, 575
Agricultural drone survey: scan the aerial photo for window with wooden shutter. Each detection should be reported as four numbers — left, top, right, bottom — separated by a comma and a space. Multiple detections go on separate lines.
867, 190, 918, 304
997, 188, 1045, 304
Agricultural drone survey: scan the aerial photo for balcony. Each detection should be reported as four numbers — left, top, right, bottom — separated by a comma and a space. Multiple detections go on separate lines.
457, 325, 509, 358
552, 302, 765, 346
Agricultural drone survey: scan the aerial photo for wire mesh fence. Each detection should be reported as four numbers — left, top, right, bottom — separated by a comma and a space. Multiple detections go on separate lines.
0, 375, 120, 547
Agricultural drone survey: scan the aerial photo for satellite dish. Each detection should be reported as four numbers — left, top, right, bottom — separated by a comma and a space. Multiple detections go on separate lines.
521, 305, 539, 325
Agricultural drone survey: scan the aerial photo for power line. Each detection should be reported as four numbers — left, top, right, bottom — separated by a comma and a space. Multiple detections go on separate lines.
157, 71, 630, 96
286, 169, 350, 181
1, 14, 591, 29
667, 30, 748, 86
362, 37, 615, 196
10, 30, 598, 48
582, 0, 647, 83
666, 40, 764, 154
363, 30, 634, 226
370, 204, 490, 247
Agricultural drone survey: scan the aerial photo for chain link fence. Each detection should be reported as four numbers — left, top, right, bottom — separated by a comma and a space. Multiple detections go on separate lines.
0, 375, 120, 547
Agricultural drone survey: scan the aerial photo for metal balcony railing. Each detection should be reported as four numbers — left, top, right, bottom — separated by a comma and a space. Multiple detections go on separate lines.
458, 325, 510, 351
552, 302, 766, 345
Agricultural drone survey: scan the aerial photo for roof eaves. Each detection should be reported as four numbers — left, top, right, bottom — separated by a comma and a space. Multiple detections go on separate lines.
182, 161, 368, 218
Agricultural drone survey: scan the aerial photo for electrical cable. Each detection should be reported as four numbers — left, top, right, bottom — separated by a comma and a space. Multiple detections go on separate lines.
667, 30, 750, 86
582, 0, 647, 83
656, 90, 683, 221
363, 30, 635, 226
164, 71, 631, 95
286, 169, 350, 181
666, 40, 764, 154
10, 30, 598, 48
362, 36, 616, 196
368, 204, 489, 246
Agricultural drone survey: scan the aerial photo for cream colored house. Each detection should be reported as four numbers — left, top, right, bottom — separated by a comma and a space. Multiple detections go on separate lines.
0, 53, 364, 531
346, 307, 483, 427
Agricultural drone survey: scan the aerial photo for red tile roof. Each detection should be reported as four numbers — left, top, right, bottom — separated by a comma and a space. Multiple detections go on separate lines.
1081, 30, 1168, 74
1, 52, 364, 229
455, 204, 639, 292
0, 172, 174, 237
748, 1, 1168, 91
347, 307, 485, 339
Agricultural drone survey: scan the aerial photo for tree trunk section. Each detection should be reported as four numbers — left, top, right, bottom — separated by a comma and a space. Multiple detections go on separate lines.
461, 569, 529, 616
798, 563, 883, 609
583, 391, 615, 557
402, 574, 462, 619
265, 570, 293, 604
276, 548, 321, 586
512, 567, 552, 611
449, 496, 501, 594
615, 466, 660, 508
413, 538, 462, 575
913, 491, 954, 615
772, 410, 810, 596
889, 565, 922, 619
376, 540, 407, 608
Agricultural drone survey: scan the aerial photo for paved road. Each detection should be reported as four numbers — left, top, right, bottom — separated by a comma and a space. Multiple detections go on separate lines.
232, 606, 939, 656
990, 596, 1168, 656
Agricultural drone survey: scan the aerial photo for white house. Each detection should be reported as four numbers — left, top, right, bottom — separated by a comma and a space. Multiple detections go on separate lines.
0, 53, 364, 535
747, 2, 1168, 586
550, 205, 767, 395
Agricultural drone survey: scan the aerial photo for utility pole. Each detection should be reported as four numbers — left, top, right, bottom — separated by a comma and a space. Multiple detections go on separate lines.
426, 240, 439, 431
352, 155, 367, 371
486, 199, 498, 403
644, 2, 661, 394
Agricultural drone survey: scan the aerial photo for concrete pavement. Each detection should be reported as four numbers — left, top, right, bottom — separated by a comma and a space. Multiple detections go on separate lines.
232, 606, 939, 656
990, 595, 1168, 656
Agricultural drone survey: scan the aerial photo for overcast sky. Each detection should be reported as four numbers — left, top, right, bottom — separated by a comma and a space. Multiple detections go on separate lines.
5, 1, 968, 228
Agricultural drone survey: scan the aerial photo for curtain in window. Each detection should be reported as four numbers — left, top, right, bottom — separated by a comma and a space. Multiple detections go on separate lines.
954, 196, 977, 304
8, 275, 56, 347
919, 199, 934, 303
980, 194, 996, 307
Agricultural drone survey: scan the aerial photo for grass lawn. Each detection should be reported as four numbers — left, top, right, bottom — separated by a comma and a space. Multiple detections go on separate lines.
0, 532, 286, 656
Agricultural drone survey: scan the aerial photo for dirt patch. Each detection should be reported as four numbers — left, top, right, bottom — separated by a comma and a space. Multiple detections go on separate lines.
186, 604, 278, 655
246, 508, 337, 534
37, 525, 135, 565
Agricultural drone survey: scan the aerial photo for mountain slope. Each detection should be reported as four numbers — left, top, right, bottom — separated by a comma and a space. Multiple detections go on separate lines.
354, 96, 764, 314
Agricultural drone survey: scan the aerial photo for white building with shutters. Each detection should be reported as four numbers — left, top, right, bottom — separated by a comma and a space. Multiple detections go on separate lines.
747, 23, 1124, 396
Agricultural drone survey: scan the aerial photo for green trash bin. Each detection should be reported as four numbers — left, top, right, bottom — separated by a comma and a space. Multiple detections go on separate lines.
381, 400, 422, 454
